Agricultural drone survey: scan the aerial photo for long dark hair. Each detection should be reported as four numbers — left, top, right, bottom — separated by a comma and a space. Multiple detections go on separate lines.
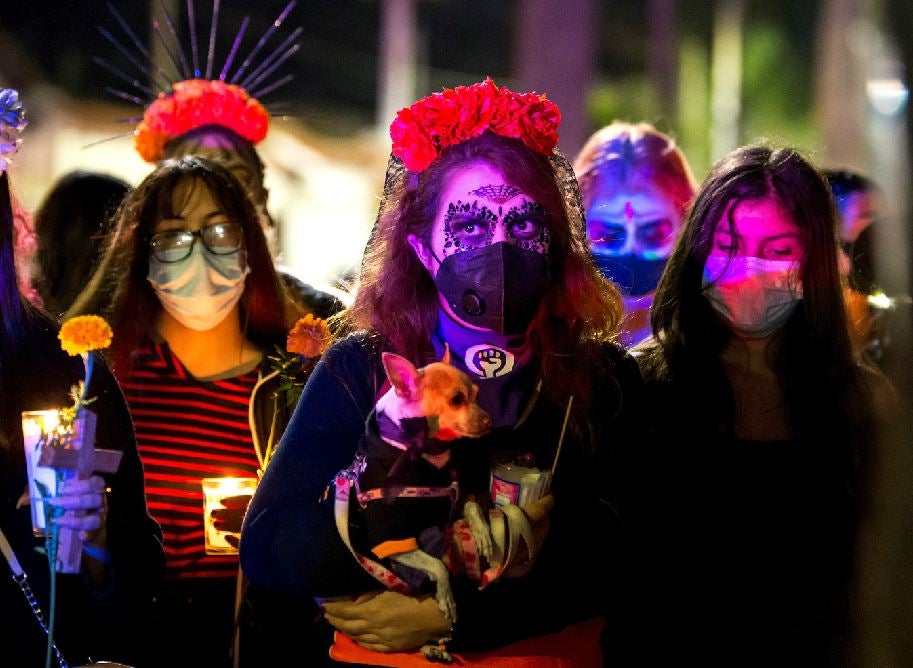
645, 144, 874, 444
339, 131, 622, 417
0, 173, 27, 343
68, 156, 289, 375
163, 124, 268, 209
34, 171, 130, 317
0, 172, 67, 455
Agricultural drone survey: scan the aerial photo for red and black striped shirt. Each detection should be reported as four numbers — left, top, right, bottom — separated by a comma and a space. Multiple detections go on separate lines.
122, 341, 260, 580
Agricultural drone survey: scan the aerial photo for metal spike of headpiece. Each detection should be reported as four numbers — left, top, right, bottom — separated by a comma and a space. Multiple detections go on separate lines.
96, 0, 300, 162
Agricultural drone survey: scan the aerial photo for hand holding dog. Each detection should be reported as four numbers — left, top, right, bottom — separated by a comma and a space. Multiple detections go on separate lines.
504, 493, 553, 578
322, 590, 451, 652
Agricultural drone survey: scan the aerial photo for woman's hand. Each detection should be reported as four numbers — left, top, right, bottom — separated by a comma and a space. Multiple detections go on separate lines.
321, 590, 451, 652
50, 475, 111, 587
50, 475, 108, 546
211, 493, 252, 548
504, 493, 553, 578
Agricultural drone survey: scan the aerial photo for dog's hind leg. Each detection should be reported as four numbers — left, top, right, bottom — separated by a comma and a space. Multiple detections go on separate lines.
390, 549, 457, 624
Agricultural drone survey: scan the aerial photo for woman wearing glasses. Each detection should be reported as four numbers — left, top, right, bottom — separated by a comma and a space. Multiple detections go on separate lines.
68, 155, 292, 666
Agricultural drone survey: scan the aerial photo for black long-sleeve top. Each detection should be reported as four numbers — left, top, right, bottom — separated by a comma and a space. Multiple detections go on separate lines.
241, 332, 642, 655
0, 312, 164, 666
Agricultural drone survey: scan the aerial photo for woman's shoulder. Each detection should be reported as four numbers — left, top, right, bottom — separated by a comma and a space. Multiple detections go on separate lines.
317, 330, 391, 390
324, 330, 387, 363
580, 338, 644, 391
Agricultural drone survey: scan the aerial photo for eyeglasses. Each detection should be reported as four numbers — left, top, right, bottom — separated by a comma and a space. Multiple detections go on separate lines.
149, 222, 244, 263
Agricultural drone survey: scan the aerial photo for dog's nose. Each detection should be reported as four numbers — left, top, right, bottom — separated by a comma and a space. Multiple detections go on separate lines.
480, 413, 493, 431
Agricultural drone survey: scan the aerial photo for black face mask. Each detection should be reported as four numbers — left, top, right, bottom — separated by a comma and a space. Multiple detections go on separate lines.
434, 242, 551, 334
593, 253, 667, 296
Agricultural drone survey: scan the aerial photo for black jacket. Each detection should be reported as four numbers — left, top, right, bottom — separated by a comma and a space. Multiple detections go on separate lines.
0, 311, 164, 667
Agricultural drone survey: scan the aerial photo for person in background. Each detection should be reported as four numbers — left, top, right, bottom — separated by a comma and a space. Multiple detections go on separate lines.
33, 170, 130, 318
823, 169, 890, 358
241, 79, 642, 666
159, 123, 344, 319
574, 121, 697, 347
0, 87, 163, 668
630, 145, 893, 665
68, 155, 296, 667
98, 0, 345, 321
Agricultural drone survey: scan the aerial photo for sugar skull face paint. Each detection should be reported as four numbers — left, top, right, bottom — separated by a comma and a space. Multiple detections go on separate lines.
442, 199, 550, 255
585, 186, 682, 296
585, 187, 681, 260
426, 164, 552, 263
408, 164, 553, 333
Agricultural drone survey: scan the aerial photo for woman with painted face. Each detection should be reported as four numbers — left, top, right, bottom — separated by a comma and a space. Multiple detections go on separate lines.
574, 122, 696, 348
628, 145, 893, 664
68, 156, 293, 666
240, 79, 642, 665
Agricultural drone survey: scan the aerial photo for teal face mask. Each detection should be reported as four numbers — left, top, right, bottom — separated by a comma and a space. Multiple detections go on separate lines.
147, 244, 250, 331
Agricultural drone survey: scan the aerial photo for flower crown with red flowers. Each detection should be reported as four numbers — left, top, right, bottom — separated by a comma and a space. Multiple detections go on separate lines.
390, 78, 562, 173
97, 1, 299, 163
135, 79, 269, 162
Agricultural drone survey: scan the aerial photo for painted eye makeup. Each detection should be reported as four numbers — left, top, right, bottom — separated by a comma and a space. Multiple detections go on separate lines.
634, 218, 676, 250
504, 201, 548, 239
443, 200, 497, 253
588, 220, 628, 255
504, 201, 550, 254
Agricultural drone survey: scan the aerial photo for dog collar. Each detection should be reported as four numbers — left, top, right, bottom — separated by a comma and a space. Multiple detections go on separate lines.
375, 412, 452, 456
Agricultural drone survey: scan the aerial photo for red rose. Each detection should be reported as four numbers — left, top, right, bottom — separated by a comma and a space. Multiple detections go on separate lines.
388, 78, 562, 172
391, 108, 438, 172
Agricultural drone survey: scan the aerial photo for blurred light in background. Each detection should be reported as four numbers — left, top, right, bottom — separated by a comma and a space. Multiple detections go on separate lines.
867, 71, 909, 117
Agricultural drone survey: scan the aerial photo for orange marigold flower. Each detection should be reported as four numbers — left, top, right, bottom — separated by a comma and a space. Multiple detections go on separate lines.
287, 314, 330, 358
58, 315, 113, 356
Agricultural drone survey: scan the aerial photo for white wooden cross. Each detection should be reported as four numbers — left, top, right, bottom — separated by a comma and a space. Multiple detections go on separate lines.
37, 410, 122, 573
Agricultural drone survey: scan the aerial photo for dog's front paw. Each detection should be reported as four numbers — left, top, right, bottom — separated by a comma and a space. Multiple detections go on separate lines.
434, 577, 458, 625
463, 500, 493, 561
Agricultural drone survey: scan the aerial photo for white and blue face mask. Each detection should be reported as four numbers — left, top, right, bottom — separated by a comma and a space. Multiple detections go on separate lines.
702, 255, 803, 338
147, 243, 250, 331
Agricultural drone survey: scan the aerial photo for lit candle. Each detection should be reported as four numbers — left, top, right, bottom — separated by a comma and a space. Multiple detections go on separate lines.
201, 477, 258, 555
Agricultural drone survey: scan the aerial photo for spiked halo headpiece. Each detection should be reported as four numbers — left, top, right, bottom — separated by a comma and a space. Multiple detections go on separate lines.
97, 0, 301, 162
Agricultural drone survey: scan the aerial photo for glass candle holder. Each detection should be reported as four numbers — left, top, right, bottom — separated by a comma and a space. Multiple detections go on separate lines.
201, 477, 258, 555
22, 408, 100, 574
21, 409, 68, 536
489, 451, 551, 509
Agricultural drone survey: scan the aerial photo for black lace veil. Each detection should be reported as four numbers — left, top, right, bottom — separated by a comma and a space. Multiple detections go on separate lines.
359, 145, 589, 279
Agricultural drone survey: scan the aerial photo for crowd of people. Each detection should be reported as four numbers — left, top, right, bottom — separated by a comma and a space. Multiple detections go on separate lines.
0, 15, 904, 668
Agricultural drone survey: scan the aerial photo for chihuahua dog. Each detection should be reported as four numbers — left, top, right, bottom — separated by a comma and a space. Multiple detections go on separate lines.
331, 346, 492, 629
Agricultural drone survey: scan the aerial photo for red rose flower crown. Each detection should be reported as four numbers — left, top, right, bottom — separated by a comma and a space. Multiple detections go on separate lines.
390, 78, 562, 173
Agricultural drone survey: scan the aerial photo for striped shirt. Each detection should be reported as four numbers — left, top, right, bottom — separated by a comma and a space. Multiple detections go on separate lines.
122, 341, 260, 580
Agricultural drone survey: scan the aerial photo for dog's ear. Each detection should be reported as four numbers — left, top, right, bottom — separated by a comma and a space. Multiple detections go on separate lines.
441, 343, 451, 366
381, 352, 422, 401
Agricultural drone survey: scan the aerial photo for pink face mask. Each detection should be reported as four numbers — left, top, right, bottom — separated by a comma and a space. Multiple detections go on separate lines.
702, 255, 803, 338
